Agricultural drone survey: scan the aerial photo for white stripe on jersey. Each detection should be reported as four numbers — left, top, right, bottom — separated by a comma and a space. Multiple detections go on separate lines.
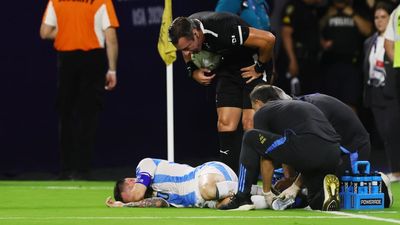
197, 19, 218, 38
136, 159, 236, 207
43, 1, 57, 27
238, 26, 243, 45
94, 4, 110, 47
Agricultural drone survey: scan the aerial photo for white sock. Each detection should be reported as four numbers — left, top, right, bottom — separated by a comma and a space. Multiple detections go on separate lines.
216, 181, 238, 198
251, 185, 263, 195
251, 195, 268, 209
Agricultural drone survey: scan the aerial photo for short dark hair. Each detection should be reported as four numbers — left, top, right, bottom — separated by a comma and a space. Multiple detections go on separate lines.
374, 1, 395, 15
168, 17, 198, 44
114, 179, 125, 202
250, 84, 281, 104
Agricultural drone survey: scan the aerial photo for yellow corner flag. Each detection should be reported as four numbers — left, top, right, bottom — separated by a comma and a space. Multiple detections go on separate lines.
158, 0, 176, 65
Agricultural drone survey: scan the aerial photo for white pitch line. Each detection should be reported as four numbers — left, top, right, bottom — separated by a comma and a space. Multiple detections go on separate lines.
355, 211, 399, 214
325, 211, 400, 224
0, 216, 348, 220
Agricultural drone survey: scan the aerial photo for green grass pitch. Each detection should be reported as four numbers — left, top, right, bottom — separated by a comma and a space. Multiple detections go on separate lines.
0, 181, 399, 225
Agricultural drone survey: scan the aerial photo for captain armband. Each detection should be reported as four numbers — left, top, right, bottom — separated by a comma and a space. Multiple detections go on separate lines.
136, 172, 152, 187
186, 60, 199, 78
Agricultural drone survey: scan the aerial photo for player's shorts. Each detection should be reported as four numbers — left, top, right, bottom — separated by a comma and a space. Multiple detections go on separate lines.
216, 69, 266, 109
194, 161, 238, 208
197, 161, 238, 181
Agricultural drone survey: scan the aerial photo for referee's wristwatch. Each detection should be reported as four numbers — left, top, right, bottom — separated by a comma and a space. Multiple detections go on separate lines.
254, 60, 268, 74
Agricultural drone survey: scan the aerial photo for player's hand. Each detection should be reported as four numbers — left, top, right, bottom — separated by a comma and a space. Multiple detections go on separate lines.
105, 196, 124, 208
277, 183, 300, 200
343, 6, 354, 17
105, 70, 117, 91
192, 68, 215, 86
321, 39, 333, 50
240, 65, 262, 84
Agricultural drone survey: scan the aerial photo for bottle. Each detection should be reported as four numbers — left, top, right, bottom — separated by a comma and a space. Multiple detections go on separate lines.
341, 170, 352, 194
371, 171, 381, 194
352, 174, 361, 194
341, 170, 352, 209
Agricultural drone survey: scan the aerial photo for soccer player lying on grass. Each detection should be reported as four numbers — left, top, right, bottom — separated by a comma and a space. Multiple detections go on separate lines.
105, 158, 267, 208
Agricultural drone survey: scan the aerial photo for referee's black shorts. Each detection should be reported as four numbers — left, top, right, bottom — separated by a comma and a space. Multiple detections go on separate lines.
215, 68, 265, 109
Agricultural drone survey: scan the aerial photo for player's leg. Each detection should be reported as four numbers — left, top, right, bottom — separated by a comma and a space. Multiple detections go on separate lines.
198, 162, 262, 200
217, 108, 242, 174
75, 49, 107, 179
241, 109, 255, 131
220, 129, 287, 210
216, 75, 246, 174
57, 51, 81, 179
198, 161, 238, 200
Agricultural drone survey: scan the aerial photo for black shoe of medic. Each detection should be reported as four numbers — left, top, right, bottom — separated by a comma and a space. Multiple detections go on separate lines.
219, 194, 255, 211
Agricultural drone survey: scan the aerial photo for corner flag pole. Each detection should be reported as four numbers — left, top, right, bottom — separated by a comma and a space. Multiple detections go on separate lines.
166, 64, 174, 162
157, 0, 176, 161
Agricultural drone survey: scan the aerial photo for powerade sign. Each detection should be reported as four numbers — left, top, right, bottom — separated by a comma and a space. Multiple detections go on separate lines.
360, 199, 382, 205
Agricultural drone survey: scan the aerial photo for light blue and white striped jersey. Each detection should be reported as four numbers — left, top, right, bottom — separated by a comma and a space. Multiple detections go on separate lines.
135, 158, 236, 207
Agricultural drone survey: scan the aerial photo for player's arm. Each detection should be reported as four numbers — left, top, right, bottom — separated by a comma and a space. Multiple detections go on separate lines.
281, 26, 298, 77
104, 27, 118, 90
384, 10, 396, 62
106, 196, 169, 208
40, 24, 57, 40
182, 51, 215, 86
126, 158, 157, 202
240, 28, 275, 83
243, 28, 275, 64
384, 39, 395, 62
343, 6, 372, 37
40, 1, 57, 40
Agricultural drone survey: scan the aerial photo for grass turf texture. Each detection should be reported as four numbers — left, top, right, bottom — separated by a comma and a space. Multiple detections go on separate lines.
0, 181, 399, 225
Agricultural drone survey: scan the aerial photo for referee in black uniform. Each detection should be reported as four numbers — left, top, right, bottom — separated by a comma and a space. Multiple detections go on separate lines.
220, 85, 342, 211
168, 12, 275, 173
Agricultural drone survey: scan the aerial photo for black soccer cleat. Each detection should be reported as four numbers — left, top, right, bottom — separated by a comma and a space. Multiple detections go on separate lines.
219, 195, 255, 211
322, 174, 340, 211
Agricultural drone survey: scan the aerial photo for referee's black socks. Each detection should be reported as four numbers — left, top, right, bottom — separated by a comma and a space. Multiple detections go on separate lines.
218, 130, 242, 174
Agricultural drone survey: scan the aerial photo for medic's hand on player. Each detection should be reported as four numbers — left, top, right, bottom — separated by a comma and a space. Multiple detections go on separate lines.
277, 183, 300, 200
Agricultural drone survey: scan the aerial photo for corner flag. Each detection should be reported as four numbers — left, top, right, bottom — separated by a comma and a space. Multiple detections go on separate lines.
158, 0, 176, 65
158, 0, 176, 162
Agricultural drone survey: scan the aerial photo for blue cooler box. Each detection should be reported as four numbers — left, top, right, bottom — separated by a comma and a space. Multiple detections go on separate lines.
340, 161, 384, 210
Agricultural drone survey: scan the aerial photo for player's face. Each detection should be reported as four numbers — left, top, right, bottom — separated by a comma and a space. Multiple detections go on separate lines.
374, 9, 390, 34
122, 178, 136, 192
175, 33, 202, 54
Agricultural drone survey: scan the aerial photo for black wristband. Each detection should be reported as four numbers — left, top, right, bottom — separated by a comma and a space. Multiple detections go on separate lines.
186, 61, 199, 77
254, 60, 267, 74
